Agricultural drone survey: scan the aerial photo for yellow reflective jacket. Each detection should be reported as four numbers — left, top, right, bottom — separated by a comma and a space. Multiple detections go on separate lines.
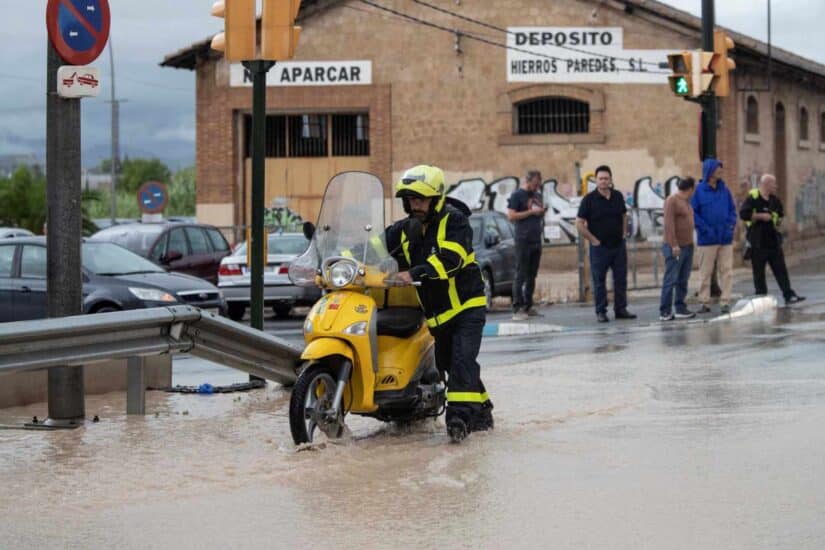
385, 205, 486, 328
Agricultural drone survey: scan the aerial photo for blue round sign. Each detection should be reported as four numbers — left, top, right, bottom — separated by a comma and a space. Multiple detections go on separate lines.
46, 0, 111, 66
137, 181, 169, 214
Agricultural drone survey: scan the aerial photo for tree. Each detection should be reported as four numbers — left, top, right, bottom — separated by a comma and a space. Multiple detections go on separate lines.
0, 166, 100, 235
0, 167, 46, 233
117, 157, 171, 194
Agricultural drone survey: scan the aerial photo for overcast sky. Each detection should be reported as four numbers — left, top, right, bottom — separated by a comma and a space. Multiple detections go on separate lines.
0, 0, 821, 170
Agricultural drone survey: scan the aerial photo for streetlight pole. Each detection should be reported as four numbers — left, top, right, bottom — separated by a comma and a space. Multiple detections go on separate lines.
242, 59, 274, 383
700, 0, 717, 159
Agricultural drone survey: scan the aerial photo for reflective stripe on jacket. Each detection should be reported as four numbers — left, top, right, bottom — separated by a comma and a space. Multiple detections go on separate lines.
387, 206, 486, 328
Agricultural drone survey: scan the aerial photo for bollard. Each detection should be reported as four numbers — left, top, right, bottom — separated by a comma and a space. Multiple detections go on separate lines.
127, 356, 146, 415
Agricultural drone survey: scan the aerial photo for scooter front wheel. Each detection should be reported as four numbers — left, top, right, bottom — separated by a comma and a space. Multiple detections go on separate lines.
289, 362, 346, 445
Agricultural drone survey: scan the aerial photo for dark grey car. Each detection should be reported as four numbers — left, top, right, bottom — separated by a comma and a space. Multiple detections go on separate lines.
0, 237, 225, 323
469, 210, 517, 308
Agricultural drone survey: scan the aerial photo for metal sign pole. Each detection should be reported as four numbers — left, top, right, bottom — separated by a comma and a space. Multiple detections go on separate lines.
700, 0, 717, 160
44, 41, 85, 427
243, 59, 275, 383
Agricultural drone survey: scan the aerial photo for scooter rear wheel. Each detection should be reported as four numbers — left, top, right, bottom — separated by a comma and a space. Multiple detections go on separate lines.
289, 362, 346, 445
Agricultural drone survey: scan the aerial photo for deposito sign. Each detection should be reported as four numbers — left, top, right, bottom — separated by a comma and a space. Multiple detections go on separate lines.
46, 0, 111, 66
507, 27, 671, 84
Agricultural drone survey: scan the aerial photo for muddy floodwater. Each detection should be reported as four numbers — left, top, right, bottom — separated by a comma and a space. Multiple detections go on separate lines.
2, 274, 825, 548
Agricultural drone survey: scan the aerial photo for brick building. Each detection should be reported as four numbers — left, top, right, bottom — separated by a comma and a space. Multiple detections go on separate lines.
161, 0, 825, 241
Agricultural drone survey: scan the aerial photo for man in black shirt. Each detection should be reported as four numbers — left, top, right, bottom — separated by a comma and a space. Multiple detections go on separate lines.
576, 165, 636, 322
507, 169, 546, 320
739, 173, 805, 305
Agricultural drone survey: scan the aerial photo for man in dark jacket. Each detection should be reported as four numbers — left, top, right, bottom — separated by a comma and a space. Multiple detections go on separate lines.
691, 159, 737, 314
386, 165, 493, 443
739, 174, 805, 305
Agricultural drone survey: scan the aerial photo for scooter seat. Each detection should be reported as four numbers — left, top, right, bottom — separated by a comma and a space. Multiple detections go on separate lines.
376, 307, 424, 338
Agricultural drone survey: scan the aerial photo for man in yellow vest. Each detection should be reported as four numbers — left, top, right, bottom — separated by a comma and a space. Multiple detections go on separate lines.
739, 174, 805, 305
386, 165, 493, 442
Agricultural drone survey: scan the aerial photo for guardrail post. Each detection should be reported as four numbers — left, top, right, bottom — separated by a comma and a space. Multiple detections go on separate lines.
127, 356, 146, 415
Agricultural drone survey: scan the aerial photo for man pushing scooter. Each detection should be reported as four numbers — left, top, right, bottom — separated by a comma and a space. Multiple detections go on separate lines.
386, 165, 494, 442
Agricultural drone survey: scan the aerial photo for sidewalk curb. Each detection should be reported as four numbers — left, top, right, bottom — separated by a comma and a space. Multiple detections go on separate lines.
483, 322, 567, 337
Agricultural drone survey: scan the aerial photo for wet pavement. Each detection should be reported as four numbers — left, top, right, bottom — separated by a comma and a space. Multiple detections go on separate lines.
1, 261, 824, 548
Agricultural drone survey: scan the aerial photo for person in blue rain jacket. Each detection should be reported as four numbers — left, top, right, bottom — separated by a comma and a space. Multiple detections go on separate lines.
690, 158, 738, 314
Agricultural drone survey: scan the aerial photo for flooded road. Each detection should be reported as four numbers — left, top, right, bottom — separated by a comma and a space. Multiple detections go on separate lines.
2, 270, 825, 548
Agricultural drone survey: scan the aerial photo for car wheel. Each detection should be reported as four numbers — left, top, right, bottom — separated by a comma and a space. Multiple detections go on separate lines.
93, 304, 121, 314
273, 304, 292, 318
227, 302, 246, 322
481, 268, 494, 310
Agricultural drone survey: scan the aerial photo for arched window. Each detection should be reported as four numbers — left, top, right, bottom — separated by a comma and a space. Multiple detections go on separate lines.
799, 106, 809, 141
746, 96, 759, 134
515, 97, 590, 135
820, 111, 825, 143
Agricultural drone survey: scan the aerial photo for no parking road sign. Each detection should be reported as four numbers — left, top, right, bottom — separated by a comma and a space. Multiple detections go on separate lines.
137, 181, 169, 215
46, 0, 110, 66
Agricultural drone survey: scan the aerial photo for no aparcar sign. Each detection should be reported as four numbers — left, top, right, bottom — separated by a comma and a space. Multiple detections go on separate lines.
46, 0, 110, 66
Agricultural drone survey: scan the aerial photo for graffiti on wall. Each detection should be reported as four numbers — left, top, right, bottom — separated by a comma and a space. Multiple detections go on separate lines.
795, 170, 825, 232
264, 198, 303, 232
448, 174, 680, 243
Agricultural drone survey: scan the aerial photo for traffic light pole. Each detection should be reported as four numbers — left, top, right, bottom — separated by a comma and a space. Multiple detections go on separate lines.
243, 60, 274, 383
700, 0, 717, 160
43, 41, 85, 427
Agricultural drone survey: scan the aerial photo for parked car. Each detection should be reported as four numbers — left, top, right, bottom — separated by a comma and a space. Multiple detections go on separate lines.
469, 210, 518, 308
0, 237, 225, 323
218, 232, 321, 320
89, 222, 231, 284
91, 218, 140, 231
1, 227, 35, 239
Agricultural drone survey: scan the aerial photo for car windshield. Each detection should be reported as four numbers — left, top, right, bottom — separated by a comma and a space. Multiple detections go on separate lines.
90, 224, 165, 255
234, 234, 309, 256
82, 242, 165, 275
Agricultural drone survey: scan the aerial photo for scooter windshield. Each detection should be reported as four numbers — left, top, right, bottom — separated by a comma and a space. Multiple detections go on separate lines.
289, 172, 398, 287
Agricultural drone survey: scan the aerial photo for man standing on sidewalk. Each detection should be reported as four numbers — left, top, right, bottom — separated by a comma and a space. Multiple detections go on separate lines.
659, 177, 697, 321
739, 173, 805, 305
576, 165, 636, 323
691, 159, 737, 314
507, 169, 546, 321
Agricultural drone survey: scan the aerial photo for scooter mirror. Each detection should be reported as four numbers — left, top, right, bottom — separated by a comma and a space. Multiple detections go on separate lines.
302, 221, 316, 240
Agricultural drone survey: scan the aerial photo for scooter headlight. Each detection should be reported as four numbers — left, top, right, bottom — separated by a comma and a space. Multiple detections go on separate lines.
328, 260, 357, 288
343, 321, 368, 335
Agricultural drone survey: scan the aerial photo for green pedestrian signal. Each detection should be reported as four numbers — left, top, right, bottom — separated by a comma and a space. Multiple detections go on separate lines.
674, 76, 689, 95
667, 52, 694, 97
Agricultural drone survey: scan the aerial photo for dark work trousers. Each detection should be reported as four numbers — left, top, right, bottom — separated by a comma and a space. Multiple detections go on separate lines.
589, 242, 628, 315
430, 307, 492, 429
751, 247, 794, 300
512, 242, 542, 312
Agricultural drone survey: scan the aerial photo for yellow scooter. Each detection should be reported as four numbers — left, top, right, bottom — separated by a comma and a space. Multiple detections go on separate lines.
287, 172, 445, 444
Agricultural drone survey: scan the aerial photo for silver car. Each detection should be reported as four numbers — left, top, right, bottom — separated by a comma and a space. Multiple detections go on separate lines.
1, 227, 35, 239
218, 232, 321, 320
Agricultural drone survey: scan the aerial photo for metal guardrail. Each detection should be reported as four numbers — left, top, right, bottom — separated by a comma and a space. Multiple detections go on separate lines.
0, 306, 301, 415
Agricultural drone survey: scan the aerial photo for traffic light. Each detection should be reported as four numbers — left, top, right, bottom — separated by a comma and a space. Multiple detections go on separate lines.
667, 50, 715, 98
711, 30, 736, 97
262, 0, 302, 60
211, 0, 256, 62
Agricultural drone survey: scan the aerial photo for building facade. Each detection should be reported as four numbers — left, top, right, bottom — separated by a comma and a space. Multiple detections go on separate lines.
162, 0, 825, 242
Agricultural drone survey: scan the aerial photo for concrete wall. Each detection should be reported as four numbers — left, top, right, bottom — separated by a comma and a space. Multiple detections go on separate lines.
0, 356, 172, 409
